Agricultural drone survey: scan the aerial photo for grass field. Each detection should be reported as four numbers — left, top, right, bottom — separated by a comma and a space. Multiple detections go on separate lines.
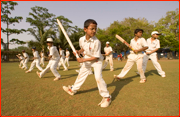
1, 60, 179, 116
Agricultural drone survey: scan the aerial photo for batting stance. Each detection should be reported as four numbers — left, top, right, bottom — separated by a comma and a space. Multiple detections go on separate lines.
141, 31, 166, 77
16, 54, 25, 68
64, 48, 70, 67
62, 19, 111, 108
102, 42, 114, 71
37, 38, 61, 81
25, 47, 43, 73
57, 48, 68, 71
21, 50, 29, 70
114, 29, 148, 83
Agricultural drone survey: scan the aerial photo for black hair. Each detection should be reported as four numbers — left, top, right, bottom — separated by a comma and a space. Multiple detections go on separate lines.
134, 29, 144, 35
84, 19, 97, 28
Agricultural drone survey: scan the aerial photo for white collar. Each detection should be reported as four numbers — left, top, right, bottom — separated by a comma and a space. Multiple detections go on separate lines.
84, 36, 96, 42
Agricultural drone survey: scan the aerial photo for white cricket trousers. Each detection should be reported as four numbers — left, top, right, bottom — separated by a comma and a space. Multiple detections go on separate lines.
40, 57, 45, 66
28, 59, 43, 72
22, 58, 29, 69
19, 60, 24, 67
58, 58, 67, 70
72, 61, 110, 98
40, 59, 61, 78
102, 56, 114, 70
64, 57, 70, 67
117, 54, 146, 80
142, 53, 165, 76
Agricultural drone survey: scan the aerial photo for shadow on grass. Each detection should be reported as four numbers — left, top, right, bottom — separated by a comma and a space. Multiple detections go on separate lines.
145, 70, 159, 78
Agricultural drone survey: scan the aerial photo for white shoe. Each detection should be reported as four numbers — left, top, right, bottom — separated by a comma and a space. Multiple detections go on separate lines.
25, 70, 31, 73
63, 69, 68, 71
98, 97, 111, 108
36, 71, 41, 78
75, 70, 79, 73
161, 75, 166, 78
114, 75, 121, 80
136, 72, 140, 75
54, 77, 61, 81
140, 79, 146, 83
62, 85, 76, 95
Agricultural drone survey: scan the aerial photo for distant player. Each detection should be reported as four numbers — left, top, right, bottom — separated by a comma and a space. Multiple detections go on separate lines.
64, 48, 70, 67
40, 50, 45, 67
16, 54, 25, 68
37, 38, 61, 81
114, 29, 148, 83
21, 50, 29, 70
25, 47, 43, 73
138, 31, 166, 77
102, 42, 114, 71
57, 48, 68, 71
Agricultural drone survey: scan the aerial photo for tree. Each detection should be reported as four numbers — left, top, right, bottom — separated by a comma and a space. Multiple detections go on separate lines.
154, 8, 179, 52
1, 1, 26, 50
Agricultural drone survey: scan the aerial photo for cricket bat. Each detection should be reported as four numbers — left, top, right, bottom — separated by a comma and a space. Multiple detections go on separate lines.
57, 19, 79, 58
115, 34, 135, 51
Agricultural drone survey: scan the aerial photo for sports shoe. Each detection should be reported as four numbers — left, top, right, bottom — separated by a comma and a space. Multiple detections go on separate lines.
140, 79, 146, 83
54, 77, 61, 81
98, 97, 111, 108
63, 69, 68, 71
114, 75, 121, 80
161, 75, 166, 78
62, 85, 76, 95
25, 70, 31, 73
36, 71, 41, 78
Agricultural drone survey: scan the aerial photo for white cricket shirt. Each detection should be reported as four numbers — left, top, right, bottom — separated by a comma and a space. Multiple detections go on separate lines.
59, 50, 65, 58
33, 51, 40, 59
23, 53, 29, 59
48, 46, 60, 60
66, 51, 70, 58
104, 46, 113, 57
146, 38, 160, 53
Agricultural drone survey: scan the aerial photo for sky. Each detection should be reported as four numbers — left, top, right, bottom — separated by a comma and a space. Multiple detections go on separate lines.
1, 1, 179, 49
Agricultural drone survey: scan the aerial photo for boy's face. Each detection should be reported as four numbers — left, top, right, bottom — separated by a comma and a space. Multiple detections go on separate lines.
106, 44, 109, 47
47, 42, 53, 47
84, 23, 97, 37
152, 34, 159, 39
32, 49, 35, 51
135, 31, 143, 38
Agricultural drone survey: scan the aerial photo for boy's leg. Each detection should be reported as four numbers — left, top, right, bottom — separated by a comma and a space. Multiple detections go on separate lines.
102, 57, 109, 69
50, 60, 61, 79
92, 61, 110, 98
136, 57, 146, 81
42, 58, 45, 66
150, 54, 165, 76
109, 57, 114, 71
61, 58, 68, 70
57, 60, 61, 69
67, 58, 70, 67
35, 59, 43, 71
28, 60, 36, 71
39, 62, 51, 78
71, 62, 91, 91
142, 54, 149, 72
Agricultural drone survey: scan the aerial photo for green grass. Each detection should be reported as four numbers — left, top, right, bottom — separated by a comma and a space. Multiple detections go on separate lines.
1, 60, 179, 116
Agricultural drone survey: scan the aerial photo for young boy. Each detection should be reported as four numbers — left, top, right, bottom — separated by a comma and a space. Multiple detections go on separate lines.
114, 29, 148, 83
21, 50, 29, 70
25, 47, 43, 73
16, 54, 25, 68
57, 48, 68, 71
102, 42, 114, 71
64, 48, 70, 67
141, 31, 166, 77
36, 38, 61, 81
40, 50, 45, 67
63, 19, 111, 108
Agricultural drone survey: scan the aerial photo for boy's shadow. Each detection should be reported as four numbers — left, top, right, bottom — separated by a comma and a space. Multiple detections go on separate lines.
77, 75, 138, 101
144, 70, 159, 78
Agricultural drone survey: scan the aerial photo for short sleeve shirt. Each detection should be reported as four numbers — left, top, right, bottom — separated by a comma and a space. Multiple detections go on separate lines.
104, 46, 113, 57
59, 50, 65, 58
20, 56, 25, 60
23, 53, 29, 59
48, 46, 60, 60
79, 36, 103, 61
130, 37, 148, 54
146, 38, 160, 52
66, 51, 70, 58
33, 51, 40, 58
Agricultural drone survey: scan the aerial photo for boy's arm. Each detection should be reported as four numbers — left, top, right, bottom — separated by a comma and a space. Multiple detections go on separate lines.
77, 57, 98, 63
146, 48, 159, 55
134, 47, 148, 53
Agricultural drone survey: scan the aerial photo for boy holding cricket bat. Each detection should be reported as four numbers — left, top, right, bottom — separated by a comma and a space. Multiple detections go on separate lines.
62, 19, 111, 108
36, 38, 61, 81
114, 29, 148, 83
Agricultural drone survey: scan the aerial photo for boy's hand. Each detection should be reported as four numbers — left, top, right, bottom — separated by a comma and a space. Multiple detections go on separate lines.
133, 50, 139, 53
146, 52, 151, 55
77, 58, 84, 63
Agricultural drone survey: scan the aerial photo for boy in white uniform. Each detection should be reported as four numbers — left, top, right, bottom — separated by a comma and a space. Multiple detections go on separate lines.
57, 48, 68, 71
25, 47, 43, 73
114, 29, 148, 83
63, 19, 111, 108
21, 50, 29, 70
64, 48, 70, 67
40, 51, 45, 67
37, 38, 61, 81
16, 54, 25, 68
141, 31, 166, 77
102, 42, 114, 71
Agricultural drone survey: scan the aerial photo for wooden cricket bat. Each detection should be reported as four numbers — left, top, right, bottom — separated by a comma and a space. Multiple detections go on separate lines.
115, 34, 135, 51
57, 19, 79, 58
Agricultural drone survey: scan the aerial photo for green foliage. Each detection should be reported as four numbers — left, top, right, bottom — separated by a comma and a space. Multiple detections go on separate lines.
10, 39, 26, 45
